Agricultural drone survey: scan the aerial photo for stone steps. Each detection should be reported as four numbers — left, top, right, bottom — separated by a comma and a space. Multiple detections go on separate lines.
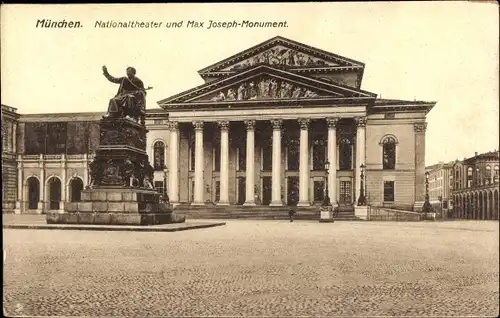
173, 204, 358, 221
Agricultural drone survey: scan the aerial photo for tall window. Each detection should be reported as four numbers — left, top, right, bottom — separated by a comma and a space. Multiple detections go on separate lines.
495, 165, 499, 183
384, 181, 395, 202
262, 144, 272, 171
1, 125, 6, 152
286, 140, 299, 171
476, 168, 480, 186
467, 167, 473, 188
486, 166, 492, 184
339, 137, 352, 170
382, 136, 396, 170
237, 146, 246, 171
189, 140, 195, 171
213, 144, 221, 172
312, 139, 326, 171
153, 141, 165, 171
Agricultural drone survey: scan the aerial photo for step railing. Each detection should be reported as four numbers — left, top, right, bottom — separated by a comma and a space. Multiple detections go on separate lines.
367, 206, 422, 221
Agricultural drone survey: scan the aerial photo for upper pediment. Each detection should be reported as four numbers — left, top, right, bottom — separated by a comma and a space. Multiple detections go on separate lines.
158, 65, 376, 108
198, 36, 364, 78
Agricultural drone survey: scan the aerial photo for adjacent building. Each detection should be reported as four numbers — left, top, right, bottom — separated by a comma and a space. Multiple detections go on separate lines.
1, 105, 20, 213
450, 151, 499, 220
4, 36, 437, 216
425, 161, 455, 218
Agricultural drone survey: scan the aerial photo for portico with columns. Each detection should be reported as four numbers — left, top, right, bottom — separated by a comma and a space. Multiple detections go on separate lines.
154, 36, 436, 214
164, 115, 368, 208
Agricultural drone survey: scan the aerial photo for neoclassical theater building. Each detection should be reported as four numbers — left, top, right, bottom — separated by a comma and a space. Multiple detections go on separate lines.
3, 36, 437, 215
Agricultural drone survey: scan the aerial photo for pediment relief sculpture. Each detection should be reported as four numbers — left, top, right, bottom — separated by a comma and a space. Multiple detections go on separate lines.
196, 75, 327, 103
222, 45, 337, 71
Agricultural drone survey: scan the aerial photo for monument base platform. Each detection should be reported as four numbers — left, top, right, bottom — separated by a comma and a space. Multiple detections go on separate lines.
46, 187, 186, 226
46, 211, 185, 226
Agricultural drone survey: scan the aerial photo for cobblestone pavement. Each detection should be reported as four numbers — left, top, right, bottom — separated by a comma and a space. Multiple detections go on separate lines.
3, 220, 499, 317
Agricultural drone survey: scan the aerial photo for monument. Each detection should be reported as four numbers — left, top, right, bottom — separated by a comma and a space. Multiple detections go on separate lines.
46, 66, 185, 225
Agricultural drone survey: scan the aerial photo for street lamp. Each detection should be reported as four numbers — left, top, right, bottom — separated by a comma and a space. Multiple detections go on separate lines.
423, 171, 433, 213
323, 160, 331, 206
357, 164, 366, 206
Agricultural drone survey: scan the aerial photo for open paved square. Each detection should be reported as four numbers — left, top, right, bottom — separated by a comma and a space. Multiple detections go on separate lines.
3, 219, 499, 317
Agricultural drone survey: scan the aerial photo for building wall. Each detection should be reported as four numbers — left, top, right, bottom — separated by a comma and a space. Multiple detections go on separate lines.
364, 115, 422, 209
2, 105, 19, 212
12, 108, 430, 213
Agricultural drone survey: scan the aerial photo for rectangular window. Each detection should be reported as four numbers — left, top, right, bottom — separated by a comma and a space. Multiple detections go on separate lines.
384, 113, 395, 119
213, 146, 221, 172
190, 146, 195, 171
262, 145, 272, 171
287, 144, 299, 171
238, 146, 246, 171
383, 181, 395, 202
312, 144, 326, 171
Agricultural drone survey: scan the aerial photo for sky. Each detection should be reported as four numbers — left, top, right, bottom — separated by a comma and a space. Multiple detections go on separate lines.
1, 2, 498, 165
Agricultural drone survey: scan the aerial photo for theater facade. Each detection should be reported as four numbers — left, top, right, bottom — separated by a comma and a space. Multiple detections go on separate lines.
5, 36, 436, 216
150, 36, 436, 213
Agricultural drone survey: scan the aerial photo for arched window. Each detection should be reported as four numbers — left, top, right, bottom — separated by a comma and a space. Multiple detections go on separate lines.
476, 168, 481, 186
382, 136, 396, 170
153, 141, 165, 171
494, 165, 499, 183
339, 137, 352, 171
467, 167, 473, 188
486, 166, 492, 184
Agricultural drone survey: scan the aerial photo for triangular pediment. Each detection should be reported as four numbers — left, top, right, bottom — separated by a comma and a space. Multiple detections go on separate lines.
158, 65, 376, 107
198, 36, 364, 76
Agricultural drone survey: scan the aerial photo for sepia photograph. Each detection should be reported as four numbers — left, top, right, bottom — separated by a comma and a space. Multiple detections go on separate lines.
2, 2, 499, 317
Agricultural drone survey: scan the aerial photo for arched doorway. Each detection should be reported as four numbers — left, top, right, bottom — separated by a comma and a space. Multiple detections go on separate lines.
27, 177, 40, 210
69, 178, 84, 202
488, 191, 493, 220
494, 190, 499, 220
478, 192, 483, 220
47, 177, 62, 210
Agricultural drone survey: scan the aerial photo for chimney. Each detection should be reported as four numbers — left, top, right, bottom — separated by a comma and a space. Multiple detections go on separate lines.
475, 152, 478, 156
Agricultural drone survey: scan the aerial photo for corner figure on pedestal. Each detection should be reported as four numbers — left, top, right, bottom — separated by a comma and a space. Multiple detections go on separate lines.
87, 159, 102, 189
101, 65, 153, 125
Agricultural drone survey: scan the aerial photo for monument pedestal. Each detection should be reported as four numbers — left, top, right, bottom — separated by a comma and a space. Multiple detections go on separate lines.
319, 206, 335, 223
46, 188, 185, 225
46, 118, 186, 226
354, 206, 368, 220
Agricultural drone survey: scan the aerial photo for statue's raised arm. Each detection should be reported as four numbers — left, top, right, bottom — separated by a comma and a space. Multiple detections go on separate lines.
102, 65, 122, 84
102, 65, 150, 125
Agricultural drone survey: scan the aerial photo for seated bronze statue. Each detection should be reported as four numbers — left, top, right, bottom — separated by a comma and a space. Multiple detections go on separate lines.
102, 65, 152, 125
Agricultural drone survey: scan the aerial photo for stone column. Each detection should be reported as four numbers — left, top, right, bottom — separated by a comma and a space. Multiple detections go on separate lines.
270, 119, 283, 206
192, 121, 205, 205
354, 118, 366, 204
39, 154, 45, 212
414, 122, 427, 209
15, 155, 23, 214
83, 154, 89, 187
60, 154, 66, 212
298, 118, 311, 207
168, 121, 180, 205
327, 118, 338, 206
218, 121, 230, 205
243, 120, 256, 206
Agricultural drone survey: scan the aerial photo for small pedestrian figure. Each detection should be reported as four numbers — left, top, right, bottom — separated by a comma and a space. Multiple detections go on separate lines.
288, 208, 296, 222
